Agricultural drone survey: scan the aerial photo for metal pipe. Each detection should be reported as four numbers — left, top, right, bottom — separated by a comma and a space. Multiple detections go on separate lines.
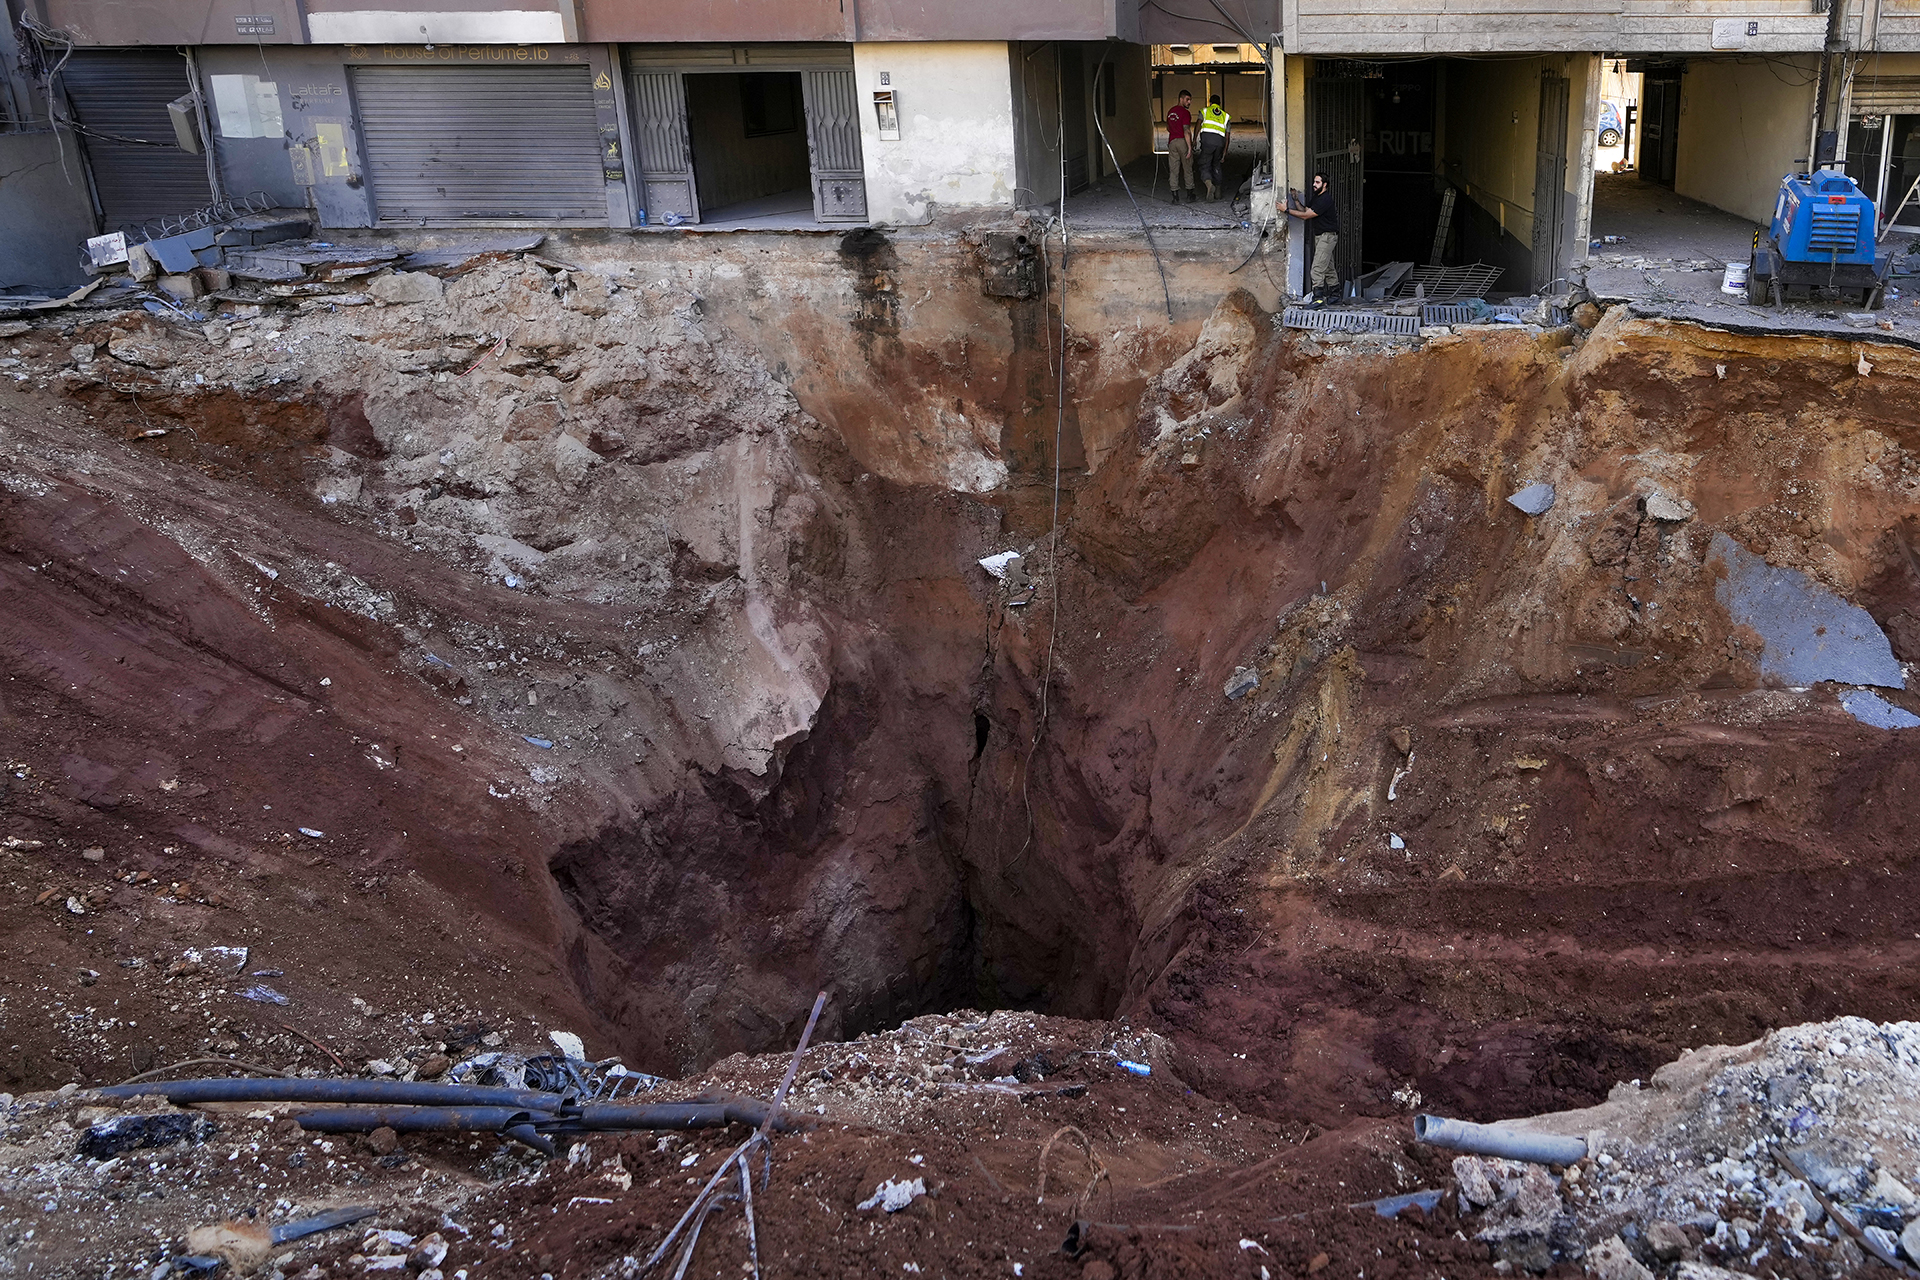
1413, 1114, 1587, 1166
96, 1078, 573, 1111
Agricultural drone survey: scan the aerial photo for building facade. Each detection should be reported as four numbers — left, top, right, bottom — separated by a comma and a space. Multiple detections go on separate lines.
1, 0, 1911, 293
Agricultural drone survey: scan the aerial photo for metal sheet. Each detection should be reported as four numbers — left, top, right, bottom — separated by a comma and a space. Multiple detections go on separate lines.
351, 65, 606, 225
802, 68, 867, 222
58, 50, 213, 233
630, 70, 699, 222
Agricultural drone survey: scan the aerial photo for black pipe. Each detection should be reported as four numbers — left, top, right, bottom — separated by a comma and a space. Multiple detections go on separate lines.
290, 1106, 563, 1133
569, 1100, 801, 1132
289, 1101, 801, 1135
96, 1078, 573, 1111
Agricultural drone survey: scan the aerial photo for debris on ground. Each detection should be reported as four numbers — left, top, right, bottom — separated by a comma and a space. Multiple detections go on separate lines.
1447, 1017, 1920, 1277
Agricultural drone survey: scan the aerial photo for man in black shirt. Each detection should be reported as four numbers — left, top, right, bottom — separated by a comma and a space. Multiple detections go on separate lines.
1287, 171, 1341, 301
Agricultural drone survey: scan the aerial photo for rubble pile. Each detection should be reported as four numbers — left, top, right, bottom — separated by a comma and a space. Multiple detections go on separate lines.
1453, 1016, 1920, 1279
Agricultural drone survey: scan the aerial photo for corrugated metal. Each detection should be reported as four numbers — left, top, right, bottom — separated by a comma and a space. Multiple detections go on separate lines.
1853, 77, 1920, 115
624, 43, 853, 69
59, 50, 212, 233
801, 68, 866, 221
352, 66, 606, 225
630, 71, 699, 221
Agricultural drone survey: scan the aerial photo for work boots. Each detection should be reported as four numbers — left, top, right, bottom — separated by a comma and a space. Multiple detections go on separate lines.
1171, 189, 1183, 206
1204, 180, 1218, 202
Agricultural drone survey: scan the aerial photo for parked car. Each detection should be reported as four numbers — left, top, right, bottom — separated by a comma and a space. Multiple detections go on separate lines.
1598, 100, 1624, 149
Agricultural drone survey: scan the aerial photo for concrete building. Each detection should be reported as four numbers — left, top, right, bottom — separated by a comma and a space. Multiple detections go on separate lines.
0, 0, 1911, 295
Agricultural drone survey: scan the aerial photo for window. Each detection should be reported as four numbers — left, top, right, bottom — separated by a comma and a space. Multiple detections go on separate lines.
740, 73, 798, 137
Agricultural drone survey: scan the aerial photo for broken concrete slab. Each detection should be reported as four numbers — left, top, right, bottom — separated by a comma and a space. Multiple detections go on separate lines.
1643, 492, 1693, 522
398, 235, 545, 276
1585, 1234, 1654, 1280
158, 274, 204, 302
1839, 690, 1920, 729
1710, 532, 1905, 689
1225, 667, 1258, 700
370, 272, 445, 305
1507, 482, 1556, 515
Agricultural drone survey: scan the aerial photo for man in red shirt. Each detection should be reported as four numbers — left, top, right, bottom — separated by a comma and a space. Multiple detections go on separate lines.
1165, 90, 1195, 205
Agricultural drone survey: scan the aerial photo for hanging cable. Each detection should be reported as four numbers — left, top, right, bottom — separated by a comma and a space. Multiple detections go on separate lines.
1093, 44, 1176, 322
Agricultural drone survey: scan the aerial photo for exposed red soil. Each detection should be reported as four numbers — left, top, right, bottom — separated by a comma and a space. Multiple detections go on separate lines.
4, 248, 1920, 1276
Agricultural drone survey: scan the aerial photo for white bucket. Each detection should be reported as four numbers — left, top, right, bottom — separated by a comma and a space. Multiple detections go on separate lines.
1722, 261, 1750, 295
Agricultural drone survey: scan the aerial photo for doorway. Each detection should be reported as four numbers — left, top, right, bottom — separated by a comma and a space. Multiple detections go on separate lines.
626, 46, 867, 227
688, 72, 811, 223
1849, 114, 1920, 231
1639, 68, 1681, 187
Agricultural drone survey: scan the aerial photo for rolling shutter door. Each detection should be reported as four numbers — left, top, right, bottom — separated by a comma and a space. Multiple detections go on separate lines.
59, 50, 213, 233
1853, 78, 1920, 116
351, 66, 606, 225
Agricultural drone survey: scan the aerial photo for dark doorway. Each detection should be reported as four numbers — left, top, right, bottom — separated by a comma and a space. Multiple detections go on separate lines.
1532, 72, 1571, 291
1362, 65, 1438, 268
1060, 45, 1090, 194
1639, 69, 1681, 188
687, 72, 812, 222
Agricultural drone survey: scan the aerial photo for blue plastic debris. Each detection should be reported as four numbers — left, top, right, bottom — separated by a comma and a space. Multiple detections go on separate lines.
1711, 533, 1905, 688
524, 736, 554, 749
298, 827, 324, 838
1840, 689, 1920, 729
241, 985, 290, 1005
1118, 1060, 1151, 1077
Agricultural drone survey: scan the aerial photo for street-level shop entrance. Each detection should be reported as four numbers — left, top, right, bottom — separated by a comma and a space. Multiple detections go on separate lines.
627, 45, 866, 226
58, 49, 213, 233
350, 64, 609, 225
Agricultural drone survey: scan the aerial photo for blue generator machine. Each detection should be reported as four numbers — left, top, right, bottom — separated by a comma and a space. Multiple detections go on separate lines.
1748, 170, 1892, 307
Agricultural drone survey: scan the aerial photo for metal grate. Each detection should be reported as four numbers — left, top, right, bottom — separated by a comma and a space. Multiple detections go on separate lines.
1393, 263, 1504, 299
1420, 302, 1569, 326
1809, 207, 1860, 254
1282, 308, 1421, 335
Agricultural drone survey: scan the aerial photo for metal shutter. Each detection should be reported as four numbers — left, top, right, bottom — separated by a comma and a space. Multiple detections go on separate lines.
1853, 78, 1920, 116
58, 50, 213, 233
351, 66, 606, 225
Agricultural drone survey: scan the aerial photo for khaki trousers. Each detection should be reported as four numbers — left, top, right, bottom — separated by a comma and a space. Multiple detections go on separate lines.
1167, 137, 1194, 191
1310, 232, 1340, 290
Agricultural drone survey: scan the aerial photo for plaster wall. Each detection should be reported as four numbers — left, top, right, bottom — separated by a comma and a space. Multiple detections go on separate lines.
853, 43, 1018, 225
1675, 57, 1815, 225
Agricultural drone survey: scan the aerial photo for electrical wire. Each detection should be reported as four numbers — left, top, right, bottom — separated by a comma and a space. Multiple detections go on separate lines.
1093, 44, 1176, 322
1012, 54, 1074, 873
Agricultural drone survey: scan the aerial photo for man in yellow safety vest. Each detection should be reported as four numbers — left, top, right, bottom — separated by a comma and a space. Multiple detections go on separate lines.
1197, 96, 1230, 201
